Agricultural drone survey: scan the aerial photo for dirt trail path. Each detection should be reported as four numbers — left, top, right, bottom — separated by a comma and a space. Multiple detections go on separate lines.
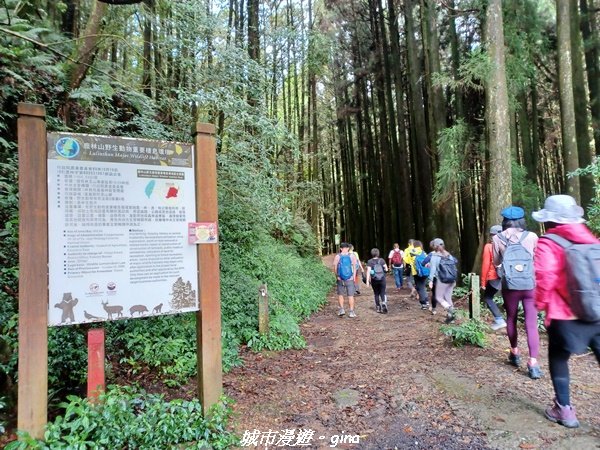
224, 256, 600, 449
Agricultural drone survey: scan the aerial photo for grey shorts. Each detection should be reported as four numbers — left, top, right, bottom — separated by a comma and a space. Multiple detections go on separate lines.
337, 279, 356, 296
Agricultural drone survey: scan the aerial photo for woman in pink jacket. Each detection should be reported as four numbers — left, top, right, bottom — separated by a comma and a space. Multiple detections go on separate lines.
533, 195, 600, 428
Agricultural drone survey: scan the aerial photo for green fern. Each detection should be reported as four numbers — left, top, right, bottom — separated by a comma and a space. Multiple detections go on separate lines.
440, 317, 488, 348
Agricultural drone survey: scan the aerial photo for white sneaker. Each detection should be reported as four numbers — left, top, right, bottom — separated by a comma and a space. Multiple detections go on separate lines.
338, 307, 346, 316
490, 320, 507, 331
348, 310, 357, 318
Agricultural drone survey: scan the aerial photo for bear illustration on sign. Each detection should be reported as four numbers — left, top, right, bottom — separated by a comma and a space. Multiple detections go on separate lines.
152, 303, 163, 314
55, 292, 79, 324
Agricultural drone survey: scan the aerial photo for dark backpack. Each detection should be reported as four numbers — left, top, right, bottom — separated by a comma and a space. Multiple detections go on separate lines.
338, 254, 353, 281
391, 251, 403, 267
371, 258, 386, 281
497, 232, 535, 290
437, 255, 458, 283
543, 234, 600, 322
414, 252, 430, 277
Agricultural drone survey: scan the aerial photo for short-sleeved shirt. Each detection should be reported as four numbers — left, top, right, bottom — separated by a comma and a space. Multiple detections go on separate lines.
367, 258, 387, 282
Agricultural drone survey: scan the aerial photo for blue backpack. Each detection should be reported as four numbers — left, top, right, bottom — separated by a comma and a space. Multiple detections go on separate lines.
338, 254, 354, 280
415, 252, 430, 277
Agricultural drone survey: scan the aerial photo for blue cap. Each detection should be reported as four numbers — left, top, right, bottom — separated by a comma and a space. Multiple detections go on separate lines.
501, 206, 525, 220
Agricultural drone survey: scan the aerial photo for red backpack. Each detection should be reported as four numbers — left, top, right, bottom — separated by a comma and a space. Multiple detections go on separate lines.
391, 250, 403, 267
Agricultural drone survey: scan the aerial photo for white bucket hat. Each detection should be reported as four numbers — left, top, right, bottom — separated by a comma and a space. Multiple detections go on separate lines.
532, 195, 585, 224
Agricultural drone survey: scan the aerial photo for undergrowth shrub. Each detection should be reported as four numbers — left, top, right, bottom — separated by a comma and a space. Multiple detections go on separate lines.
440, 315, 488, 348
6, 387, 237, 449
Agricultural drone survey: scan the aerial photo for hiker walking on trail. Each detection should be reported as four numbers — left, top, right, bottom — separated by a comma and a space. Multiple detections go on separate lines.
481, 225, 507, 331
388, 243, 404, 289
333, 242, 358, 318
366, 248, 389, 313
493, 206, 542, 379
403, 239, 417, 297
427, 238, 458, 323
348, 244, 365, 295
423, 240, 438, 313
532, 195, 600, 428
409, 241, 430, 310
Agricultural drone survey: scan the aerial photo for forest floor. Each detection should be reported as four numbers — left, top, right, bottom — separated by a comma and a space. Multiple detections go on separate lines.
222, 255, 600, 449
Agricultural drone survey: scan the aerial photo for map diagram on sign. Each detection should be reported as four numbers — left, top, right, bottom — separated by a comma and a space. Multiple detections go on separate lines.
166, 185, 179, 199
144, 180, 156, 198
143, 180, 181, 204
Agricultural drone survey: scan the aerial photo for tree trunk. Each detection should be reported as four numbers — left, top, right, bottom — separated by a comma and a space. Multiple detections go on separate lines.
422, 0, 459, 255
557, 0, 581, 201
580, 0, 600, 154
571, 0, 593, 207
61, 0, 80, 37
518, 92, 535, 181
387, 0, 414, 239
142, 0, 154, 98
405, 0, 434, 238
484, 0, 512, 220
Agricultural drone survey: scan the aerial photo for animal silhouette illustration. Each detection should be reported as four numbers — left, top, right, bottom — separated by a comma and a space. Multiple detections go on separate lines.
129, 304, 148, 316
152, 303, 163, 314
101, 300, 123, 319
84, 310, 102, 321
54, 293, 79, 323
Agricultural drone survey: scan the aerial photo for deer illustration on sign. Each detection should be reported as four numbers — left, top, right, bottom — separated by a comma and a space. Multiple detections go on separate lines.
129, 304, 148, 316
101, 300, 123, 319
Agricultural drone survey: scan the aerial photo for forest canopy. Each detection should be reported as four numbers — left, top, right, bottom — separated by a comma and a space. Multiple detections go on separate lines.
2, 0, 600, 438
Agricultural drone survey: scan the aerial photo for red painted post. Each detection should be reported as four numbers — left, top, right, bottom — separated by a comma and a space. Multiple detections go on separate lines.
87, 328, 105, 402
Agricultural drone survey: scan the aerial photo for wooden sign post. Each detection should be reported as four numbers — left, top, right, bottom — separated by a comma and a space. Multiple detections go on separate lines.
469, 273, 481, 320
258, 284, 269, 334
17, 103, 49, 439
193, 124, 222, 413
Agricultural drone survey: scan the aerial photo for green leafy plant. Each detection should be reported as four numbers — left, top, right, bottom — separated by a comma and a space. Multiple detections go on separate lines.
440, 315, 488, 348
5, 387, 237, 449
571, 160, 600, 234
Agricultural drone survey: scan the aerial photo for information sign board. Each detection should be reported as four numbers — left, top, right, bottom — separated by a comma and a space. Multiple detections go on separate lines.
47, 133, 199, 326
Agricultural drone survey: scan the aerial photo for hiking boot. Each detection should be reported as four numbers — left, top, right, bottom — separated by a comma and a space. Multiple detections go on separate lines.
490, 318, 507, 331
382, 304, 388, 314
444, 307, 455, 324
508, 351, 522, 367
527, 364, 543, 380
338, 307, 346, 317
545, 399, 580, 428
348, 310, 357, 318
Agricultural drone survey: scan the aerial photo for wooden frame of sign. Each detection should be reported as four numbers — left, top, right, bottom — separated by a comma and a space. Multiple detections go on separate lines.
16, 103, 222, 439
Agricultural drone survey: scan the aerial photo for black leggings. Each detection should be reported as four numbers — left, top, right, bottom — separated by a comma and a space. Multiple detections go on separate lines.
548, 320, 600, 406
414, 275, 428, 305
483, 282, 503, 319
371, 279, 387, 307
